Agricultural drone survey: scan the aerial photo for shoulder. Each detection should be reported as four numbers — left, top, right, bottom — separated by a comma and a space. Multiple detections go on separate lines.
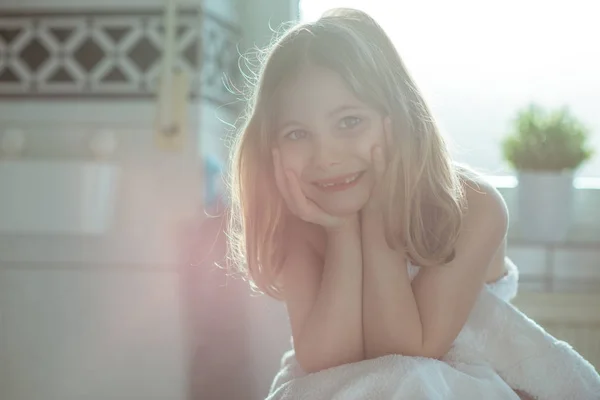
460, 173, 509, 239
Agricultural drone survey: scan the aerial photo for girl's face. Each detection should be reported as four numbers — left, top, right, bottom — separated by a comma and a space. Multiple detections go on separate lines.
272, 65, 387, 217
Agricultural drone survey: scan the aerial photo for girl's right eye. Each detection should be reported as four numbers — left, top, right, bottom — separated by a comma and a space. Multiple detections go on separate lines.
284, 130, 307, 141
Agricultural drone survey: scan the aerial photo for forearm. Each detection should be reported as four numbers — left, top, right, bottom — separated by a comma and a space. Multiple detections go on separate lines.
361, 212, 423, 359
296, 218, 365, 372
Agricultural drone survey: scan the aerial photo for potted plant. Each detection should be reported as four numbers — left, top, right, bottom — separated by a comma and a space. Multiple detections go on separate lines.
502, 103, 594, 242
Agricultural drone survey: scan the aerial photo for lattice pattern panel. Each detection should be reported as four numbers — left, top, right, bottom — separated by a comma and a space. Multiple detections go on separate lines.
0, 9, 241, 106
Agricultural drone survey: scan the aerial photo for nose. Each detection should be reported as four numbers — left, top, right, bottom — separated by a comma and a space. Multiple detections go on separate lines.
311, 136, 343, 170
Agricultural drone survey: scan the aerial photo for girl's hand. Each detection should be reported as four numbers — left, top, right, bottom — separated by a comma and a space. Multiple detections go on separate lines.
362, 118, 399, 249
363, 145, 386, 214
364, 116, 392, 215
273, 149, 356, 231
361, 145, 401, 251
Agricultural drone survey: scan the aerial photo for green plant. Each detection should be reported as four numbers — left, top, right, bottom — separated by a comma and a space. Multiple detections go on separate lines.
502, 103, 594, 171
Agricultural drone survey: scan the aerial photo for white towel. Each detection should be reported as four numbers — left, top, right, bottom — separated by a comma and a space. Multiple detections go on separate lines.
267, 259, 600, 400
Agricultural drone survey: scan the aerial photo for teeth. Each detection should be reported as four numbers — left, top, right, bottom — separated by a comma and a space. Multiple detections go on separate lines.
316, 173, 360, 188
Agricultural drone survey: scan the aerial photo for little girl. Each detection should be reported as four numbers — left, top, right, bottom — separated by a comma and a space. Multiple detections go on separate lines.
227, 7, 600, 400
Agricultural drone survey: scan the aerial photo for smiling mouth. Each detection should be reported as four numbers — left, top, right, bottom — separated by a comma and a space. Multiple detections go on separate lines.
312, 171, 365, 191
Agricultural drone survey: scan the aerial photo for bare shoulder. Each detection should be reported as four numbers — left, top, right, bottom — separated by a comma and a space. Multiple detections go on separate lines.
460, 173, 509, 281
461, 174, 509, 233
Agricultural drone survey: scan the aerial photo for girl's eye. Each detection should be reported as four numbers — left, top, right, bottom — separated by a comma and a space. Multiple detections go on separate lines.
339, 116, 362, 129
285, 130, 307, 141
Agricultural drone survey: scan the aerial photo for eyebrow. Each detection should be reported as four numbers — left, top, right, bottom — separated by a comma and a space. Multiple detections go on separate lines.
327, 104, 364, 117
274, 120, 304, 135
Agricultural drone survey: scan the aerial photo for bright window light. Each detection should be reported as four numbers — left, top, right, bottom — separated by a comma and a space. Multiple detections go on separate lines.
299, 1, 600, 177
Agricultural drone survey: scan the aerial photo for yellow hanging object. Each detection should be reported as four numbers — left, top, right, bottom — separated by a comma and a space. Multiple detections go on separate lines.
154, 0, 187, 152
154, 68, 189, 152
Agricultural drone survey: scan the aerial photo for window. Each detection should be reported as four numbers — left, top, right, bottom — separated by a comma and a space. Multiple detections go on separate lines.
300, 0, 600, 177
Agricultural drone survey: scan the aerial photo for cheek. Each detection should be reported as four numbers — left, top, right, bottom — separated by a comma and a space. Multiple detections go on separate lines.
354, 126, 385, 160
278, 144, 308, 175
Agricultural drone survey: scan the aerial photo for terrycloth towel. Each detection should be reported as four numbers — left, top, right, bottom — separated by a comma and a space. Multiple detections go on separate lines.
267, 259, 600, 400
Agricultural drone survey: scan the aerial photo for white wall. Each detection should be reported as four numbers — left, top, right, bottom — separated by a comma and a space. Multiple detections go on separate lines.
0, 1, 207, 399
0, 115, 201, 399
0, 0, 283, 397
0, 268, 188, 400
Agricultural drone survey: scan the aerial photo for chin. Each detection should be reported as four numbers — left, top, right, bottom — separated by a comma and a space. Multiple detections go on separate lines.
307, 177, 373, 217
315, 195, 370, 217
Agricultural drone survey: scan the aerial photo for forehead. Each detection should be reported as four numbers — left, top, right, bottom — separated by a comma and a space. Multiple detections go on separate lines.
273, 65, 364, 126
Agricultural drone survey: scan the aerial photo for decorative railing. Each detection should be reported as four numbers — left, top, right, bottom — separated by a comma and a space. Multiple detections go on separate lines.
0, 8, 241, 107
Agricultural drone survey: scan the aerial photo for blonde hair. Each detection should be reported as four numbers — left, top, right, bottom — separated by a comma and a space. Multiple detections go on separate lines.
227, 8, 467, 299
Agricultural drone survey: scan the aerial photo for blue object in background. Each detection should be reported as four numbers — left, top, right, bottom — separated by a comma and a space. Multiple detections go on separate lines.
204, 155, 223, 207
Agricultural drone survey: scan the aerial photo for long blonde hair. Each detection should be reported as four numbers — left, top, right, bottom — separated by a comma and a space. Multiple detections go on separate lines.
227, 8, 467, 299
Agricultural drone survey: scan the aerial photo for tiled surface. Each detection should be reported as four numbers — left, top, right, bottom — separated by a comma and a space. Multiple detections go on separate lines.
508, 245, 600, 293
554, 249, 600, 279
506, 247, 549, 276
0, 267, 188, 400
0, 8, 241, 107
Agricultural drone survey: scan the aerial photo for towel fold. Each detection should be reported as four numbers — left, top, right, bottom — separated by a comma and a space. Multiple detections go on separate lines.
267, 259, 600, 400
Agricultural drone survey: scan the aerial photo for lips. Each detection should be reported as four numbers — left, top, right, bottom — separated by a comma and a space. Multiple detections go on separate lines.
312, 171, 365, 191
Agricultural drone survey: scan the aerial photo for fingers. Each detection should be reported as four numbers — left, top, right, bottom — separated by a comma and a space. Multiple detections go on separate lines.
372, 146, 386, 180
285, 169, 311, 214
272, 149, 295, 210
273, 149, 313, 220
286, 169, 338, 226
272, 148, 340, 227
272, 149, 287, 198
305, 199, 338, 227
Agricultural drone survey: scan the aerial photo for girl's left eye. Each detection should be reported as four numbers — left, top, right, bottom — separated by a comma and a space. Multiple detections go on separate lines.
339, 116, 362, 129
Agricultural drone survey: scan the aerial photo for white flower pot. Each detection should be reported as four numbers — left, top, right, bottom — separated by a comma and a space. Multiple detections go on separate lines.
517, 171, 574, 242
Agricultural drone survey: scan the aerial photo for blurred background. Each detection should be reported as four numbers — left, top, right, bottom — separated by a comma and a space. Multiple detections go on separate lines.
0, 1, 598, 399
